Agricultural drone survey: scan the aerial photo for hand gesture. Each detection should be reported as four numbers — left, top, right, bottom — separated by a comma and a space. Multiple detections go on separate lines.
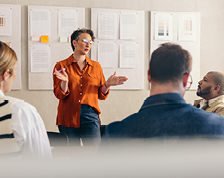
106, 71, 128, 87
54, 68, 68, 82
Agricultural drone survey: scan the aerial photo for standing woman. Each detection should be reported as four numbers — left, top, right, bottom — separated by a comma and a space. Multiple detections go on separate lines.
53, 28, 127, 146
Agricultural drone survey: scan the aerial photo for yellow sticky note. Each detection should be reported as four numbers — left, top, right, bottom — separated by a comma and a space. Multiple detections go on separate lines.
31, 35, 39, 41
60, 36, 68, 43
41, 35, 49, 43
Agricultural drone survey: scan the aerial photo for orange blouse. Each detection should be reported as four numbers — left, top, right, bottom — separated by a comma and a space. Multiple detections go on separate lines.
53, 55, 109, 128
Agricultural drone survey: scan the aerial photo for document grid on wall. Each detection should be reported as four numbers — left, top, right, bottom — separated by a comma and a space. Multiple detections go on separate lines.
0, 4, 21, 90
91, 8, 144, 90
28, 5, 85, 90
150, 11, 200, 90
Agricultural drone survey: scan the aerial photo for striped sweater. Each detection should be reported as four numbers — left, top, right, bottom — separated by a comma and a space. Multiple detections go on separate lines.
0, 97, 20, 157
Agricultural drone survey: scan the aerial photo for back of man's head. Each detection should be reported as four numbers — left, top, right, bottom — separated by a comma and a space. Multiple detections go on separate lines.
149, 43, 192, 84
207, 71, 224, 95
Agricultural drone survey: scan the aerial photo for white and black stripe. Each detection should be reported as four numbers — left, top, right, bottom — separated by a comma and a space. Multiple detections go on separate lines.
0, 100, 12, 122
0, 98, 20, 157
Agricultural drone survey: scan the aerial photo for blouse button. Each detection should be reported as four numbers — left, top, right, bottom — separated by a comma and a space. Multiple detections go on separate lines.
80, 93, 82, 95
79, 100, 81, 102
80, 76, 82, 78
81, 84, 82, 86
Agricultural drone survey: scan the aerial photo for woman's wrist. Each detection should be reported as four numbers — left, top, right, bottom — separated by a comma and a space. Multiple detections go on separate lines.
105, 82, 110, 89
60, 80, 68, 93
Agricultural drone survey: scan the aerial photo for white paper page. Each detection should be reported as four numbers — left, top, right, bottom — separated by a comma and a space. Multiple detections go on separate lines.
120, 12, 139, 40
98, 41, 118, 68
154, 13, 173, 41
178, 14, 196, 41
0, 7, 12, 36
120, 42, 138, 68
98, 12, 118, 39
30, 9, 51, 37
31, 45, 51, 73
58, 9, 78, 37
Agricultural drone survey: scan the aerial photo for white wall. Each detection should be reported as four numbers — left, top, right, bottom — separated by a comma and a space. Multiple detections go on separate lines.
1, 0, 224, 132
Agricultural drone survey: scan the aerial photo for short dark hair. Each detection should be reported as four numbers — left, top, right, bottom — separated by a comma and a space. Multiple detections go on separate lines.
70, 28, 95, 51
149, 43, 192, 83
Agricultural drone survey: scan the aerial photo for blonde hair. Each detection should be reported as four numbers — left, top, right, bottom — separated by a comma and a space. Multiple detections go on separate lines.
0, 41, 17, 76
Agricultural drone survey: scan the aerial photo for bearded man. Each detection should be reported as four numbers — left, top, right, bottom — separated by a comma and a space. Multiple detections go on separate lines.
194, 71, 224, 117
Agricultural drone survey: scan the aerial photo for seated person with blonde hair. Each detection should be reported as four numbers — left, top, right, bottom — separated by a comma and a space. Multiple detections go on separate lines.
0, 41, 52, 159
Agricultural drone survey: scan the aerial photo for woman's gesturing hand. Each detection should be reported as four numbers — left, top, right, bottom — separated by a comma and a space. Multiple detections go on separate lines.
54, 68, 69, 93
106, 71, 128, 87
54, 68, 68, 82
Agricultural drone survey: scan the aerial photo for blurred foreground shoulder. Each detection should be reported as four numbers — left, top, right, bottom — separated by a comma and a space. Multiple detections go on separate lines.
11, 99, 52, 159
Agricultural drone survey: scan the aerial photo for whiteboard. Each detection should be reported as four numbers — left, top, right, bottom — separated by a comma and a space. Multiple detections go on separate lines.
0, 4, 21, 90
150, 11, 201, 90
91, 8, 145, 90
28, 5, 85, 90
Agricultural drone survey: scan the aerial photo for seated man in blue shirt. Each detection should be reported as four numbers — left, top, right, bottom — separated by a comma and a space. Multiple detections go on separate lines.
102, 43, 224, 140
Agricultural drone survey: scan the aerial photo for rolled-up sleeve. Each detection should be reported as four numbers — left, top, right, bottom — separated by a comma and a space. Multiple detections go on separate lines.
98, 64, 110, 100
98, 86, 110, 100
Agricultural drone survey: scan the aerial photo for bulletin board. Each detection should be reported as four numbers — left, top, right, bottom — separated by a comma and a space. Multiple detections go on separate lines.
28, 5, 85, 90
91, 8, 145, 90
0, 4, 21, 90
150, 11, 201, 90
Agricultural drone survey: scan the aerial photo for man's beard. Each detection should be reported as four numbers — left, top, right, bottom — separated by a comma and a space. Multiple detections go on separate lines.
196, 86, 212, 97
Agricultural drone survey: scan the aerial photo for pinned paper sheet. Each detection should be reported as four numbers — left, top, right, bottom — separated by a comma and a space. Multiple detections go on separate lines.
0, 7, 12, 36
41, 35, 49, 43
60, 36, 68, 42
98, 12, 118, 39
31, 35, 39, 41
58, 9, 78, 37
31, 45, 51, 73
178, 14, 196, 41
98, 41, 118, 68
154, 13, 173, 41
30, 9, 51, 37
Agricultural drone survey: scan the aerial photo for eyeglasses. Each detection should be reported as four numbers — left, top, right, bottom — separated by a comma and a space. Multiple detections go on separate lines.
184, 73, 193, 91
82, 39, 94, 45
